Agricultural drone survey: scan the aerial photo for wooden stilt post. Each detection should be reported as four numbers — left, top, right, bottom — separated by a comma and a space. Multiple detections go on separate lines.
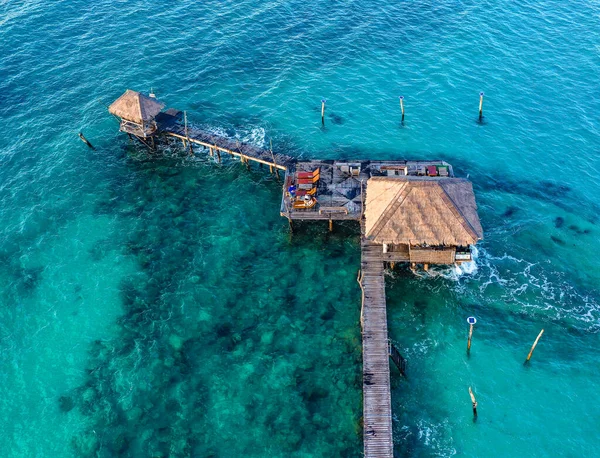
216, 147, 221, 163
269, 139, 280, 182
467, 317, 477, 354
469, 387, 478, 418
399, 96, 405, 123
321, 99, 326, 125
329, 219, 333, 232
423, 263, 429, 271
184, 111, 193, 155
525, 329, 544, 363
184, 110, 188, 138
478, 92, 484, 120
78, 132, 95, 150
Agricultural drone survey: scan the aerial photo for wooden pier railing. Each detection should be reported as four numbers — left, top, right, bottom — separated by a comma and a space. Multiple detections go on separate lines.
155, 111, 294, 170
360, 237, 394, 458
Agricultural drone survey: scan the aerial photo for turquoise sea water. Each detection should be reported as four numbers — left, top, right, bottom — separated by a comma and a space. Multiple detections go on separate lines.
1, 0, 599, 456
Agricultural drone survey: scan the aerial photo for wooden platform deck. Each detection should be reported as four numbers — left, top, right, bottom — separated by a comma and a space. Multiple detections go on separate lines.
281, 160, 454, 222
360, 237, 393, 458
155, 110, 294, 170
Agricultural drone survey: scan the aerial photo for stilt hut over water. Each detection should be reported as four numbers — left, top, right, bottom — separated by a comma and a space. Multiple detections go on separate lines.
364, 177, 483, 265
108, 89, 164, 139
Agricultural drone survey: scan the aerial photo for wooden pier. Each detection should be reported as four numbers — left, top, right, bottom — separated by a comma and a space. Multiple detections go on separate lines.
108, 90, 485, 458
155, 110, 294, 170
360, 236, 394, 458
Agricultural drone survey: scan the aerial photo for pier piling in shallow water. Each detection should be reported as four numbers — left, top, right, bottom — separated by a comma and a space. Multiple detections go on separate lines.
78, 132, 95, 150
526, 329, 544, 363
479, 92, 484, 120
321, 99, 326, 125
399, 96, 405, 122
469, 387, 478, 418
467, 316, 477, 354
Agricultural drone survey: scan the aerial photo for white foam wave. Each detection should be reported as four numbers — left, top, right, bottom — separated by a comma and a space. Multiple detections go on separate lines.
204, 125, 267, 149
459, 246, 600, 328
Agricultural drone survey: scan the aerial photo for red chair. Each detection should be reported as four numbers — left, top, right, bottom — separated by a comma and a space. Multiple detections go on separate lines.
297, 168, 320, 179
427, 165, 438, 176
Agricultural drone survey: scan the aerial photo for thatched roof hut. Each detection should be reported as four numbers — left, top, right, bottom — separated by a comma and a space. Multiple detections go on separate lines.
108, 90, 164, 125
364, 177, 483, 247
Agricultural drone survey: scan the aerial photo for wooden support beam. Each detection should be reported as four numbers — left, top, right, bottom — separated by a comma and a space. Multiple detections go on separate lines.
163, 132, 287, 170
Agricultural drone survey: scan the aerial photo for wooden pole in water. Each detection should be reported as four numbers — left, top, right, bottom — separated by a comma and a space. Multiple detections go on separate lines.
321, 99, 326, 125
467, 317, 477, 354
399, 96, 405, 122
78, 132, 95, 150
269, 139, 280, 181
478, 92, 484, 120
526, 329, 544, 363
468, 324, 474, 352
469, 387, 478, 417
184, 111, 188, 139
184, 111, 193, 155
329, 219, 333, 232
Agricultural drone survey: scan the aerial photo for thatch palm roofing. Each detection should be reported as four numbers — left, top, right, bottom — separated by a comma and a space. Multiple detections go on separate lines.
108, 89, 165, 124
364, 177, 483, 247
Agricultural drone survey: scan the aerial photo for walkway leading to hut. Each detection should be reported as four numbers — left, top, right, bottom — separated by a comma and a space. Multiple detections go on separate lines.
155, 111, 295, 170
108, 91, 485, 458
360, 235, 393, 458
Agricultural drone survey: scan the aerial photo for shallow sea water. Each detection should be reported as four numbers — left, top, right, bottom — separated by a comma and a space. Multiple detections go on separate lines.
1, 0, 599, 456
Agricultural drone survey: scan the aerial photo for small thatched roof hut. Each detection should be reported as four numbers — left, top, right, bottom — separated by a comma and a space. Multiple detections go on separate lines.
364, 177, 483, 247
108, 89, 164, 125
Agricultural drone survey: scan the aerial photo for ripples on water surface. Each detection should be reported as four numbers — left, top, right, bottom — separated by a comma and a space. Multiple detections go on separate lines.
0, 0, 599, 456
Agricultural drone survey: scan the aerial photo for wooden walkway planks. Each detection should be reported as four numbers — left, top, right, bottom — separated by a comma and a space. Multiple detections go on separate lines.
361, 234, 394, 458
155, 111, 295, 170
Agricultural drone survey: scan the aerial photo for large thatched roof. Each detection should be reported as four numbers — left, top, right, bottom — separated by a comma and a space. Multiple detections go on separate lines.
364, 177, 483, 246
108, 90, 164, 124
